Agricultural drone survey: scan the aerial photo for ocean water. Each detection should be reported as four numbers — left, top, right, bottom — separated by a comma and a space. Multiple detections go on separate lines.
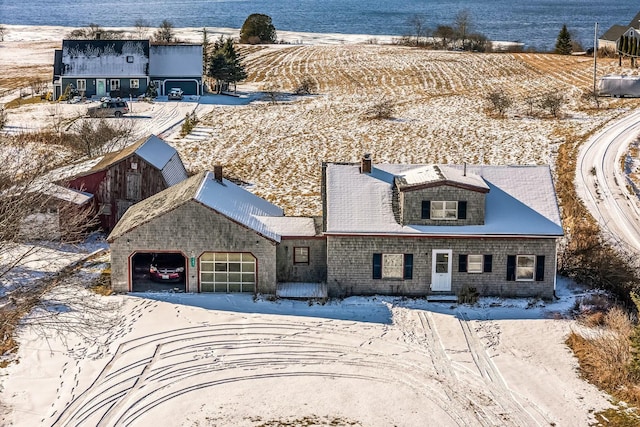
0, 0, 637, 50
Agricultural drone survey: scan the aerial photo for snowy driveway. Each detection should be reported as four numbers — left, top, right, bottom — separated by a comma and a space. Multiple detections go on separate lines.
576, 109, 640, 253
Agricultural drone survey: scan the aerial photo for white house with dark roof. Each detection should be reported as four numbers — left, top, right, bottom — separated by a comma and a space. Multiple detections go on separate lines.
108, 156, 563, 298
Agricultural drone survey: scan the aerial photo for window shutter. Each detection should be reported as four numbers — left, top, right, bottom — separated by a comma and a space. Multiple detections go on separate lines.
458, 201, 467, 219
373, 253, 382, 279
421, 201, 431, 219
483, 254, 493, 273
506, 255, 516, 281
458, 254, 467, 272
404, 254, 413, 279
535, 255, 545, 281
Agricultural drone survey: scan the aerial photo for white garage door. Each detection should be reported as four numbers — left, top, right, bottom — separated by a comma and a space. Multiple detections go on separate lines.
200, 252, 255, 292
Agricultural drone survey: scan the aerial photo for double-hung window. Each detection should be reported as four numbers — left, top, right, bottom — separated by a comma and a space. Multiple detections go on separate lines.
458, 254, 492, 273
422, 200, 467, 220
373, 253, 413, 280
76, 79, 86, 92
110, 79, 120, 90
130, 79, 139, 89
506, 255, 545, 281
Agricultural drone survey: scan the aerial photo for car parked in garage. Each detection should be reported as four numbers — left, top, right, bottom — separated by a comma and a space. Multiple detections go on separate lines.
168, 88, 184, 100
149, 253, 185, 282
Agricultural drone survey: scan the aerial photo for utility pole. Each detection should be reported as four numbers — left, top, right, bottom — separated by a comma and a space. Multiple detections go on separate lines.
594, 22, 598, 96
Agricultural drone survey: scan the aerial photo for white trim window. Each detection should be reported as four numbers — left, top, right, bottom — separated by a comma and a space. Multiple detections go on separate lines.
76, 79, 86, 92
130, 79, 139, 89
516, 255, 535, 281
431, 201, 458, 220
467, 254, 483, 273
382, 254, 404, 279
110, 79, 120, 91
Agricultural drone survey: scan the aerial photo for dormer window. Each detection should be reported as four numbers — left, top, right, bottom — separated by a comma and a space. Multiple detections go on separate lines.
421, 200, 467, 220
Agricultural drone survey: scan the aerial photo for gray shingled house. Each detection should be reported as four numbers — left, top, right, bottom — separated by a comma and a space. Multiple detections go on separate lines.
108, 156, 563, 298
322, 156, 563, 299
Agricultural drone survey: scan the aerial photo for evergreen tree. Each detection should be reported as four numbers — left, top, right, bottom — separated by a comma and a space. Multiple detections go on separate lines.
207, 37, 247, 93
555, 24, 572, 55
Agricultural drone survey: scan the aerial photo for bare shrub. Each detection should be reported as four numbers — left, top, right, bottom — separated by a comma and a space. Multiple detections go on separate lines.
294, 76, 317, 95
486, 90, 513, 117
581, 89, 601, 109
537, 91, 565, 118
364, 99, 395, 120
0, 107, 6, 130
67, 118, 135, 157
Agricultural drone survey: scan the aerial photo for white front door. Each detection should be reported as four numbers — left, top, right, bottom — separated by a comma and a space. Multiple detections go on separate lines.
431, 250, 452, 292
96, 79, 106, 97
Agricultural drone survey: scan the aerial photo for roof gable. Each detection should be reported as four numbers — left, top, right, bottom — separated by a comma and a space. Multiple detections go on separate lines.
108, 171, 285, 242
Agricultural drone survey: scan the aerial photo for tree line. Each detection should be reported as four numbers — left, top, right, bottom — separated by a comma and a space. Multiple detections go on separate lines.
400, 9, 490, 52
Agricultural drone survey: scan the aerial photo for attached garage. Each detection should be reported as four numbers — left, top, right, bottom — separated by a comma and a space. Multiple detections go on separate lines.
200, 252, 256, 292
108, 170, 282, 294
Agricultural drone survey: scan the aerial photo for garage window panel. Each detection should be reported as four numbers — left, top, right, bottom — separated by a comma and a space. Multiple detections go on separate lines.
200, 252, 256, 292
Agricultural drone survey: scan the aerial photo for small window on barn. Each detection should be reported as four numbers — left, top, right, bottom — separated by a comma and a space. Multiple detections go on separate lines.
293, 247, 309, 264
130, 79, 139, 89
126, 55, 134, 63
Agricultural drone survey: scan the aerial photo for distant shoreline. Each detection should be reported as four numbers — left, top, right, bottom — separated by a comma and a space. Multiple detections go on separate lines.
2, 24, 523, 49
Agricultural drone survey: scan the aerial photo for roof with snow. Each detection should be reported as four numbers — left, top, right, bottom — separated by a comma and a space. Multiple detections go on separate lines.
394, 164, 489, 192
60, 39, 149, 78
108, 171, 286, 242
71, 134, 188, 184
324, 163, 563, 237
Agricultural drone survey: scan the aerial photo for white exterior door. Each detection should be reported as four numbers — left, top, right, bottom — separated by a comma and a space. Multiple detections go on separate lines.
431, 250, 452, 292
96, 79, 106, 97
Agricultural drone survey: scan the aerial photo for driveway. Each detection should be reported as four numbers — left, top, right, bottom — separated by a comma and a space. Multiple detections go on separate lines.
576, 109, 640, 254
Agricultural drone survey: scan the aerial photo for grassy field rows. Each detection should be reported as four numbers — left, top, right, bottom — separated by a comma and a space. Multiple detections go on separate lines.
172, 45, 640, 215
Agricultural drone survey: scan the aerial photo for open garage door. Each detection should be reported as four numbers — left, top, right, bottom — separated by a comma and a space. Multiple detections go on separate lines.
199, 252, 255, 293
131, 252, 186, 292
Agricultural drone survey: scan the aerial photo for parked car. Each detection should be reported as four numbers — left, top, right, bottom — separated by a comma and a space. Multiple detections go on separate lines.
149, 254, 185, 282
168, 88, 184, 100
87, 100, 129, 117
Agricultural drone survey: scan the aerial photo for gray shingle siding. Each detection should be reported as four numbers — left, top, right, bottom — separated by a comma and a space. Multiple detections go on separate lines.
400, 185, 485, 226
276, 238, 327, 283
326, 235, 556, 298
110, 200, 277, 294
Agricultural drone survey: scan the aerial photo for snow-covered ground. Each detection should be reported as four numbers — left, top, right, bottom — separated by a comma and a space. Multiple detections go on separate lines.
0, 274, 612, 427
0, 24, 633, 426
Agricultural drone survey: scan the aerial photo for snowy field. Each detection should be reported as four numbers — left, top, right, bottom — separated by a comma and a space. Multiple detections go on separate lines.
0, 25, 635, 426
1, 273, 612, 427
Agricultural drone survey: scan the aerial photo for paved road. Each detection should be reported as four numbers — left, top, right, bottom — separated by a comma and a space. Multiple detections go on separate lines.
576, 109, 640, 254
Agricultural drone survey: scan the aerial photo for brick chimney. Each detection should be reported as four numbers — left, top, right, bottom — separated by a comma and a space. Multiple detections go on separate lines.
213, 165, 223, 183
361, 153, 372, 174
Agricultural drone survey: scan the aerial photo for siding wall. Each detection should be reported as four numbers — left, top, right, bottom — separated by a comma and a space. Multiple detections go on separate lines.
326, 235, 556, 298
110, 200, 277, 293
276, 238, 327, 283
400, 185, 485, 226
